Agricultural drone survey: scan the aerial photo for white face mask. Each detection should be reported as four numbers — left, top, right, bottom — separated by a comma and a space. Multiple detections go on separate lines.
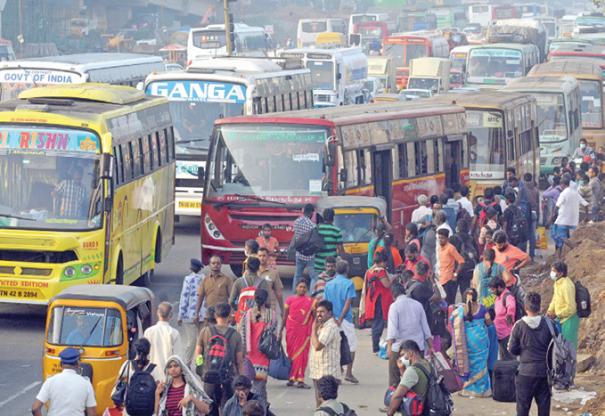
580, 143, 586, 149
400, 356, 411, 367
550, 271, 558, 281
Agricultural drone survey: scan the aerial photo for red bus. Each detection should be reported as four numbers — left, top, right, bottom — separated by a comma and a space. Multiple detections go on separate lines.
383, 31, 450, 90
200, 101, 469, 272
352, 21, 389, 52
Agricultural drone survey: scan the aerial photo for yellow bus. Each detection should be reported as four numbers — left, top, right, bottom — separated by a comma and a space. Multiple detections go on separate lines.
529, 60, 605, 149
0, 84, 175, 304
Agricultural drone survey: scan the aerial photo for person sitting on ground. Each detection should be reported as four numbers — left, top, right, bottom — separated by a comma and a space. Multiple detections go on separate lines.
314, 375, 355, 416
508, 292, 555, 416
386, 340, 433, 416
223, 375, 269, 416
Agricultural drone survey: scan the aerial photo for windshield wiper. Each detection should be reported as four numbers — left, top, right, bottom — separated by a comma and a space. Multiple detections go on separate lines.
82, 315, 103, 346
0, 213, 36, 221
233, 193, 286, 205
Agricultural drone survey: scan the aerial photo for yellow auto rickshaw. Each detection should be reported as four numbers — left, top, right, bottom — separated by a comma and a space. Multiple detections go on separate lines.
44, 285, 155, 413
316, 196, 387, 286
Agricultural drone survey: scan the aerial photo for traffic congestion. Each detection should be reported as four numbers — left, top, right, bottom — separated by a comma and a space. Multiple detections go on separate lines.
0, 0, 604, 415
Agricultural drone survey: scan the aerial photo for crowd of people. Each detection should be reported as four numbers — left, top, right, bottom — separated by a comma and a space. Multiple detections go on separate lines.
31, 163, 594, 415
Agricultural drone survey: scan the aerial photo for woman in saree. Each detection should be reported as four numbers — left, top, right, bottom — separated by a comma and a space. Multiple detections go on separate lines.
472, 248, 512, 308
156, 355, 212, 416
239, 288, 277, 400
450, 288, 492, 398
282, 277, 314, 389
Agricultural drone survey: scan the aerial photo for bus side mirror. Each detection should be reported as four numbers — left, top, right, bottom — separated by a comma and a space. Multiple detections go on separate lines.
198, 166, 205, 181
101, 153, 113, 179
337, 72, 342, 80
339, 168, 347, 182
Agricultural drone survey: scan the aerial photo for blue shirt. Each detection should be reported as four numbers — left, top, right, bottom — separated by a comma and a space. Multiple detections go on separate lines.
324, 274, 356, 322
178, 271, 206, 322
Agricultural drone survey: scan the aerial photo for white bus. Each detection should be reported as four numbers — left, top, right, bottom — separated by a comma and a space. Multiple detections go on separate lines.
144, 57, 313, 216
187, 23, 270, 63
297, 18, 347, 48
0, 53, 165, 101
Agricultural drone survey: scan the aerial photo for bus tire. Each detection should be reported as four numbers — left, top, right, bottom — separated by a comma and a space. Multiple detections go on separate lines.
116, 256, 124, 285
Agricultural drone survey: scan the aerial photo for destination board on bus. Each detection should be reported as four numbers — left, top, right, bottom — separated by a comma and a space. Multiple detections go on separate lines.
0, 69, 86, 84
0, 127, 100, 153
146, 80, 247, 104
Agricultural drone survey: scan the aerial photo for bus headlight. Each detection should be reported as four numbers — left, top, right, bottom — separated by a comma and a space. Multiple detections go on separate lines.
204, 215, 225, 240
81, 264, 93, 275
64, 267, 76, 278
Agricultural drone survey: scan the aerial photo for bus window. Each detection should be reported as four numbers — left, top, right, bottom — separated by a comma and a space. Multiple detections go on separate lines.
414, 141, 428, 175
148, 134, 155, 171
466, 110, 505, 175
507, 134, 516, 163
155, 132, 163, 166
345, 150, 358, 187
433, 139, 442, 172
114, 145, 124, 184
133, 140, 142, 177
359, 149, 372, 185
520, 129, 532, 155
579, 80, 604, 129
124, 143, 134, 181
397, 143, 408, 178
426, 139, 435, 173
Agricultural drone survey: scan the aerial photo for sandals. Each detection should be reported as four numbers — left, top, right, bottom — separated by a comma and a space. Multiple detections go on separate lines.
286, 380, 295, 387
345, 375, 359, 384
296, 382, 312, 389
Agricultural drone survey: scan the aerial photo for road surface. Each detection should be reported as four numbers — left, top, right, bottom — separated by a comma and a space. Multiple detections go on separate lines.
0, 217, 532, 415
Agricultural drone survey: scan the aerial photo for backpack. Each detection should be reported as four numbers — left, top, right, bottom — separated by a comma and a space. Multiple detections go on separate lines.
575, 280, 592, 318
384, 385, 425, 416
125, 362, 157, 416
296, 226, 324, 256
545, 318, 577, 390
504, 286, 526, 322
317, 402, 357, 416
202, 326, 236, 385
414, 363, 453, 416
505, 205, 528, 245
477, 201, 498, 228
234, 276, 263, 324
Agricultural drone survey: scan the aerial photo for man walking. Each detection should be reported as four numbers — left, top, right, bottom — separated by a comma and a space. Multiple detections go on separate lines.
309, 300, 342, 407
258, 247, 285, 316
32, 348, 97, 416
588, 166, 601, 223
489, 277, 516, 360
195, 255, 233, 322
144, 302, 183, 370
293, 203, 319, 289
324, 259, 358, 384
195, 303, 244, 416
386, 282, 433, 386
178, 258, 205, 367
553, 175, 588, 258
436, 228, 465, 305
229, 256, 269, 322
508, 292, 554, 416
315, 208, 344, 274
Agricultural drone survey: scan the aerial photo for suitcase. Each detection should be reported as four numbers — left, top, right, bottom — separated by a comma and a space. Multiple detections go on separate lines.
492, 360, 519, 402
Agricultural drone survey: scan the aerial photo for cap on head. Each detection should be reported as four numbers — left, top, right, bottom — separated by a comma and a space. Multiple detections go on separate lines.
59, 347, 80, 365
190, 258, 203, 271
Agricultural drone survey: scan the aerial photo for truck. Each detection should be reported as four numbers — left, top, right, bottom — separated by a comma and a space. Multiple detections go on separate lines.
485, 18, 548, 62
406, 57, 451, 94
280, 47, 368, 107
368, 56, 397, 92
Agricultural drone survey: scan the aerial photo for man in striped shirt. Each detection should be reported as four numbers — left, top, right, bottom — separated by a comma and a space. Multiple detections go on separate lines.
314, 208, 344, 274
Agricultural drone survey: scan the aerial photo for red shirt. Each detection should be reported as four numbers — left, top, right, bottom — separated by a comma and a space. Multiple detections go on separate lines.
166, 383, 186, 416
363, 266, 393, 321
404, 256, 432, 282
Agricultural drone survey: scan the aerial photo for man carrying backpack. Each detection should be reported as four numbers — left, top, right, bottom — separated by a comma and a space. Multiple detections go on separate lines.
292, 203, 319, 290
502, 191, 528, 251
473, 188, 502, 234
230, 257, 269, 324
195, 303, 244, 416
508, 292, 554, 416
314, 375, 356, 416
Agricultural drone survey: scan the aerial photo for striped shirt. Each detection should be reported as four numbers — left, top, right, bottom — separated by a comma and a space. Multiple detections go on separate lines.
309, 317, 341, 380
294, 215, 316, 261
165, 383, 186, 416
314, 223, 343, 272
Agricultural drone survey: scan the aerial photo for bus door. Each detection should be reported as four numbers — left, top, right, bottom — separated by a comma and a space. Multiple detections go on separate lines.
444, 136, 463, 190
372, 148, 392, 220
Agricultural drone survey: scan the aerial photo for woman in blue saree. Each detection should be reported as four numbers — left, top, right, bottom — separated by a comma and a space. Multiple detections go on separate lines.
451, 288, 492, 398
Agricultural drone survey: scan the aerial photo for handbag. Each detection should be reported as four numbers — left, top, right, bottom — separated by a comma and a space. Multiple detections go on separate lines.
339, 331, 352, 366
431, 352, 463, 393
259, 320, 280, 360
111, 361, 130, 407
268, 346, 291, 380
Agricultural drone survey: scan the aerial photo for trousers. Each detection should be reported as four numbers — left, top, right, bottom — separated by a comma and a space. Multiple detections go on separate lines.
180, 321, 200, 368
371, 296, 385, 353
515, 375, 551, 416
293, 257, 318, 291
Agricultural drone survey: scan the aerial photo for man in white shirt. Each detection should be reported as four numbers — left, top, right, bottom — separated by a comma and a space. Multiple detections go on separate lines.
457, 186, 474, 218
144, 302, 183, 370
554, 175, 588, 258
32, 347, 97, 416
411, 194, 433, 227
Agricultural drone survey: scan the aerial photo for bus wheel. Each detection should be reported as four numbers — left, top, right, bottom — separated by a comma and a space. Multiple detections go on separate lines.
116, 256, 124, 285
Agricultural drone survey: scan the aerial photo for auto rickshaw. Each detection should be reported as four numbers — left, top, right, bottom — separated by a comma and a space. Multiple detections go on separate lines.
44, 285, 155, 413
316, 196, 387, 287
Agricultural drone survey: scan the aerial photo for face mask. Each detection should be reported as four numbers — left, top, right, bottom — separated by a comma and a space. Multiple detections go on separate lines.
550, 271, 558, 281
581, 143, 586, 149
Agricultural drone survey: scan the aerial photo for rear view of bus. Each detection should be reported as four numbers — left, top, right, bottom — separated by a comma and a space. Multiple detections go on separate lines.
187, 24, 270, 63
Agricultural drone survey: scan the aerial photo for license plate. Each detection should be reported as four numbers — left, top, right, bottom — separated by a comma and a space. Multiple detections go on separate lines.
0, 287, 42, 300
178, 200, 201, 209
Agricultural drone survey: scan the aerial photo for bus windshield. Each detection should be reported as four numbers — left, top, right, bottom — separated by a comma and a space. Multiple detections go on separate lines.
309, 60, 334, 90
450, 54, 466, 72
0, 126, 103, 230
534, 93, 567, 142
192, 30, 226, 49
146, 80, 246, 156
468, 49, 523, 81
579, 79, 604, 129
466, 110, 506, 179
0, 68, 86, 101
405, 44, 428, 65
302, 21, 327, 34
47, 306, 123, 347
208, 124, 327, 198
384, 44, 404, 65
